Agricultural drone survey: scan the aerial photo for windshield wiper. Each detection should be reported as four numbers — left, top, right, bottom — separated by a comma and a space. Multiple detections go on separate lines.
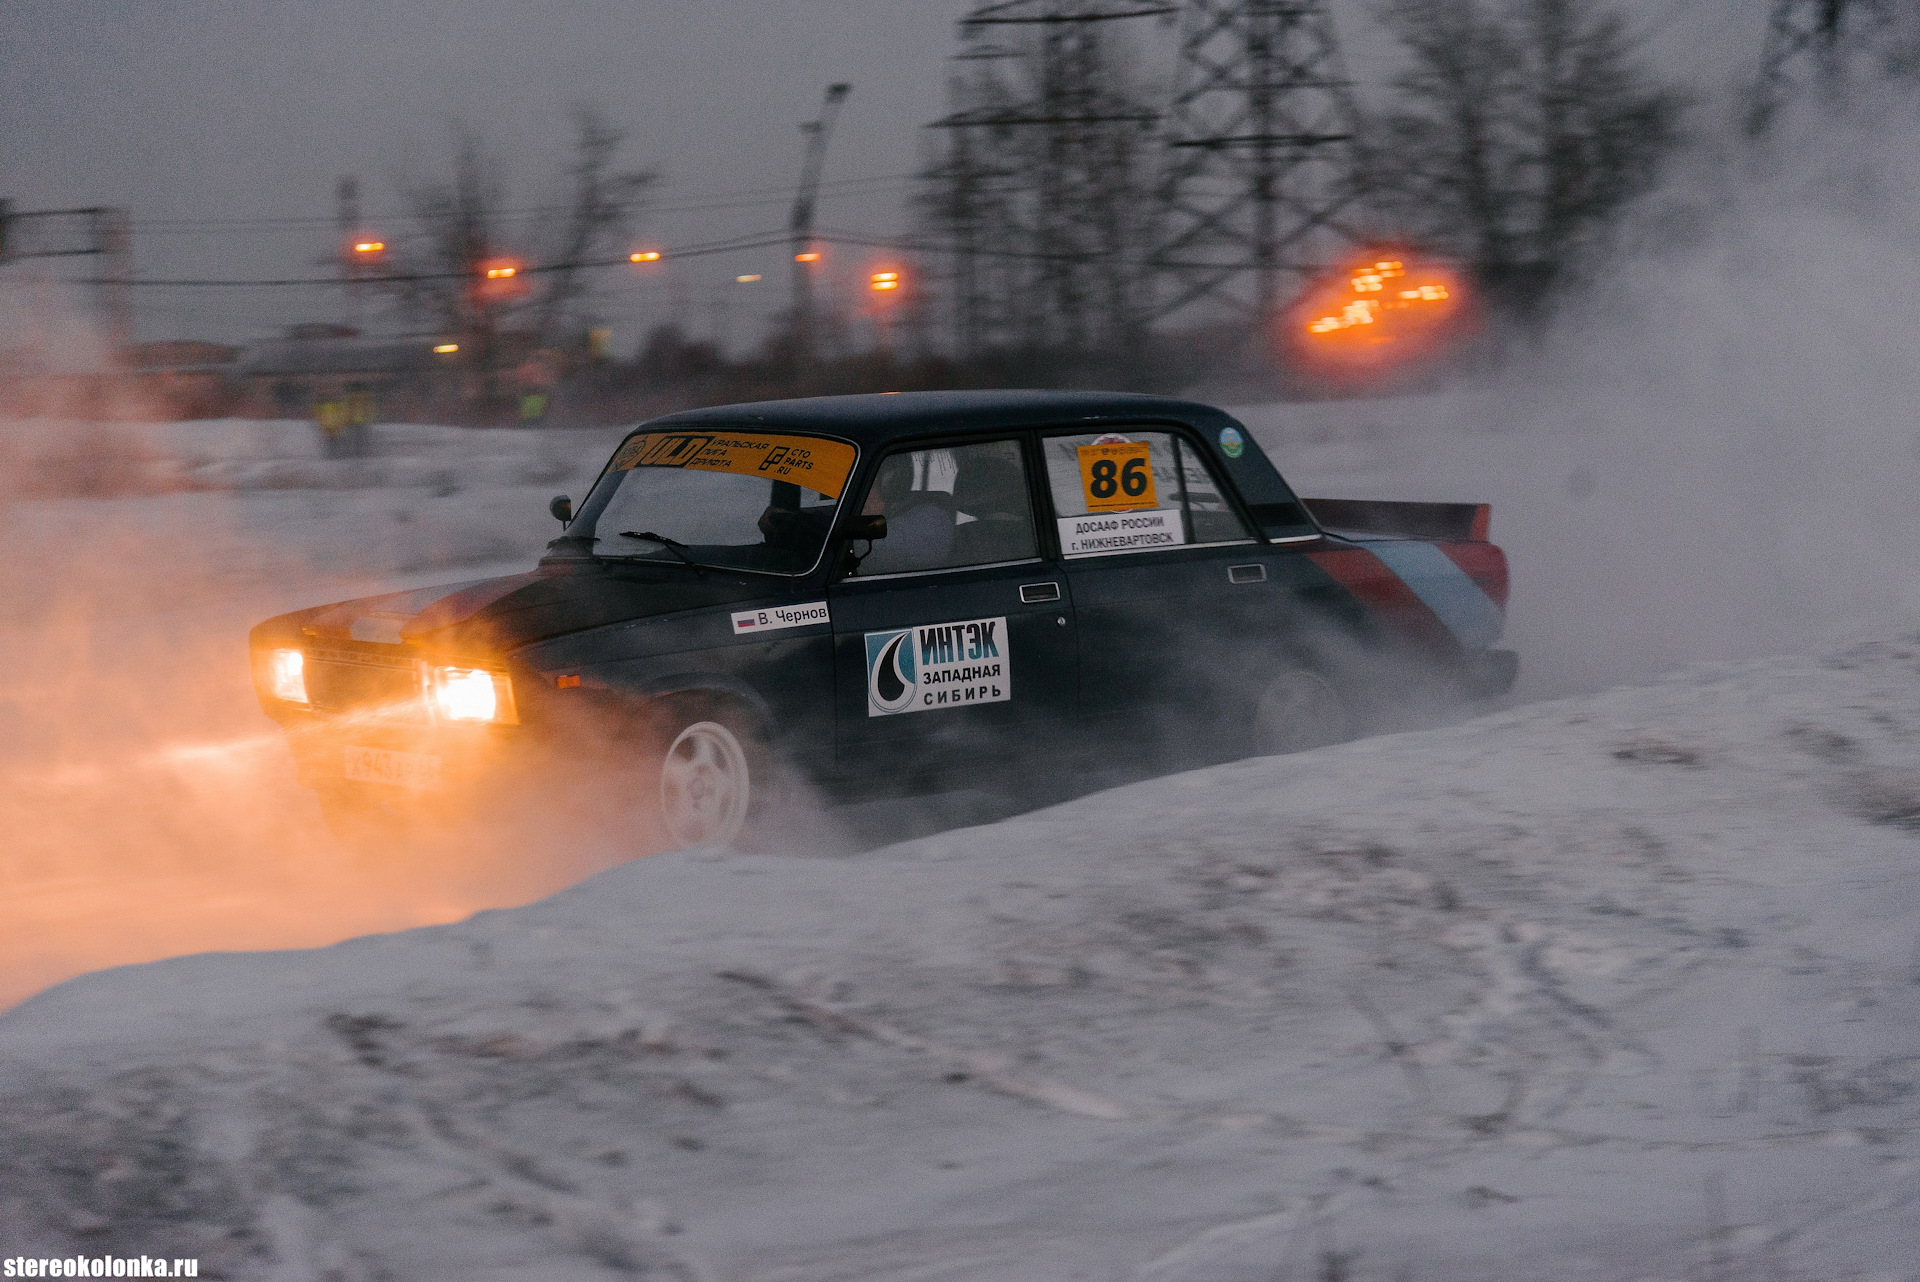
616, 531, 709, 577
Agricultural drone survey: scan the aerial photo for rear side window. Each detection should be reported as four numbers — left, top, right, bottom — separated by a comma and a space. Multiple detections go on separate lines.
1042, 430, 1251, 556
1176, 441, 1254, 544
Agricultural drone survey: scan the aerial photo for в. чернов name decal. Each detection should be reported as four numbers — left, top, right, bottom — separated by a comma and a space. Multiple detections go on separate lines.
730, 600, 830, 635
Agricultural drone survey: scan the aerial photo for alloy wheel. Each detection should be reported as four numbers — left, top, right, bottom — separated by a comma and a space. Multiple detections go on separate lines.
659, 720, 752, 847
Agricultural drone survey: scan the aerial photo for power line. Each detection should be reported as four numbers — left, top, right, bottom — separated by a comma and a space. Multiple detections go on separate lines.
816, 226, 1356, 272
127, 172, 920, 233
61, 230, 797, 288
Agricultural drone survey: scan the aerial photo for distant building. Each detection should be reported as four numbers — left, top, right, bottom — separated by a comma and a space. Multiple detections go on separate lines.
122, 339, 247, 419
243, 325, 442, 418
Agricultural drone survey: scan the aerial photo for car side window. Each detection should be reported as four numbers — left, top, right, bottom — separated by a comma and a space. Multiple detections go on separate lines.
1175, 436, 1254, 544
847, 439, 1039, 576
1042, 429, 1251, 556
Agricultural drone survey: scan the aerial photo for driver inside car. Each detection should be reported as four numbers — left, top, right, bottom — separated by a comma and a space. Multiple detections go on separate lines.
848, 452, 955, 575
755, 480, 835, 561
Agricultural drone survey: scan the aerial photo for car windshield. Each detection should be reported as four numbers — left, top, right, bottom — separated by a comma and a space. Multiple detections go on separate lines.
573, 429, 857, 574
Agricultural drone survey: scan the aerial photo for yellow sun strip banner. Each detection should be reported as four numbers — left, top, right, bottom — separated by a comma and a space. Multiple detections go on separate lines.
611, 432, 857, 499
1077, 440, 1158, 513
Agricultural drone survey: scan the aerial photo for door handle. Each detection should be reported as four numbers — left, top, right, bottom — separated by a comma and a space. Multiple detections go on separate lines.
1228, 563, 1267, 584
1019, 581, 1062, 603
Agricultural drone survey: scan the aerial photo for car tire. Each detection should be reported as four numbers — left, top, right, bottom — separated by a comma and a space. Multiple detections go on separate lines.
652, 702, 767, 850
1253, 667, 1352, 756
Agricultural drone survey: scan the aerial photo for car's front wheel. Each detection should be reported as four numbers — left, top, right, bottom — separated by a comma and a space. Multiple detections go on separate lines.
1253, 667, 1352, 756
657, 715, 756, 848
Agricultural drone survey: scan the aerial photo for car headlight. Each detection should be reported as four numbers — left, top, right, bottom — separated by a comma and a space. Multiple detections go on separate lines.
264, 648, 308, 705
429, 665, 518, 724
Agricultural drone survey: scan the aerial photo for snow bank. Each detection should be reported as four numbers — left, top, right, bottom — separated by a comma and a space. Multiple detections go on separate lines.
0, 418, 619, 593
0, 417, 611, 497
3, 638, 1917, 1280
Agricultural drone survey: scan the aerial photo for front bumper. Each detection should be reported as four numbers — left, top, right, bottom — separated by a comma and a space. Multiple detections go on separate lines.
278, 713, 547, 801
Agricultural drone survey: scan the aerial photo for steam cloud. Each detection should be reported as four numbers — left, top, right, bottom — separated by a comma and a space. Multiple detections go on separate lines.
1240, 106, 1920, 699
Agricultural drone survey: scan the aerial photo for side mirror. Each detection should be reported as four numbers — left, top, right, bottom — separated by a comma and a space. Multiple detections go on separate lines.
844, 513, 887, 542
548, 494, 573, 527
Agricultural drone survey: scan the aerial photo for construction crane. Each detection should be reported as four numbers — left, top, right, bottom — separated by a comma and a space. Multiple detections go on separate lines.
790, 82, 852, 367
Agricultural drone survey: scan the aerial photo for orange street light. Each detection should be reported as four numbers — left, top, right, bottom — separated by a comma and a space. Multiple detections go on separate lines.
794, 251, 821, 263
433, 342, 459, 354
353, 240, 386, 254
736, 273, 762, 283
629, 250, 661, 263
476, 257, 529, 301
869, 270, 901, 292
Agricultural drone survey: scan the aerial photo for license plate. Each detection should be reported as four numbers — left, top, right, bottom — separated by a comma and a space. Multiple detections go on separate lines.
343, 744, 443, 790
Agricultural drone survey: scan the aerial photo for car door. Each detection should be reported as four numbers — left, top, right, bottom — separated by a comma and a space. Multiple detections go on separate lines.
828, 437, 1079, 788
1037, 425, 1276, 761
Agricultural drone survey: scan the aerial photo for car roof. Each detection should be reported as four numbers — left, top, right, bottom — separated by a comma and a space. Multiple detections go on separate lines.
635, 389, 1236, 451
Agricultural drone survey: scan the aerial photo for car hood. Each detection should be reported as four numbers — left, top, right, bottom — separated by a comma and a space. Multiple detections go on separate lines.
290, 566, 773, 656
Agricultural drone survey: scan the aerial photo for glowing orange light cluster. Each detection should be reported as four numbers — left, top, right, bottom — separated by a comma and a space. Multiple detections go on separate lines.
795, 251, 822, 263
870, 270, 900, 292
485, 265, 517, 279
1299, 252, 1461, 351
352, 240, 385, 254
629, 250, 661, 263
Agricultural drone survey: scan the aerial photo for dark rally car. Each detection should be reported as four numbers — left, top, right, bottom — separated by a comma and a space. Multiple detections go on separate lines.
250, 390, 1515, 847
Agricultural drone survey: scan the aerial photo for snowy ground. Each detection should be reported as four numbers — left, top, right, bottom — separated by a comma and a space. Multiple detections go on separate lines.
2, 408, 1918, 1278
3, 636, 1919, 1279
9, 121, 1920, 1271
0, 416, 613, 577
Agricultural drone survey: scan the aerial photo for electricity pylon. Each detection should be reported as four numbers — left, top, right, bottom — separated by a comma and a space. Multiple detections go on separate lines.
931, 0, 1171, 355
1152, 0, 1367, 333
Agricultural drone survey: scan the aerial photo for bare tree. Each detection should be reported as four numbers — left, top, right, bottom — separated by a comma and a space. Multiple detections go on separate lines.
529, 106, 656, 348
1371, 0, 1686, 315
398, 123, 508, 358
1872, 5, 1920, 83
397, 109, 653, 379
1371, 0, 1529, 276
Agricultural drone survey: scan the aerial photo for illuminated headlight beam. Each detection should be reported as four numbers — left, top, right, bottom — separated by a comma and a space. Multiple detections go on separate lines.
266, 648, 308, 705
429, 666, 518, 724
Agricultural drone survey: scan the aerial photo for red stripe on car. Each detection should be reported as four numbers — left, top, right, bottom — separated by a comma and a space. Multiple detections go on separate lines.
1308, 547, 1456, 650
1434, 540, 1509, 610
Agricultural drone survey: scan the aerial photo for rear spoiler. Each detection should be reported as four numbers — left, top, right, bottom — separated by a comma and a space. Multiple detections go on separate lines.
1300, 497, 1491, 543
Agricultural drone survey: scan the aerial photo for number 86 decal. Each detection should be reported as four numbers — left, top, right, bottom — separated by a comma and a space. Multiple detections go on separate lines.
1078, 439, 1160, 512
1088, 455, 1150, 499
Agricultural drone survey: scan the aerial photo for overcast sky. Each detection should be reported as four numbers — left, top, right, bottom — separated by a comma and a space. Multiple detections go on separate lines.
1, 0, 1764, 350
